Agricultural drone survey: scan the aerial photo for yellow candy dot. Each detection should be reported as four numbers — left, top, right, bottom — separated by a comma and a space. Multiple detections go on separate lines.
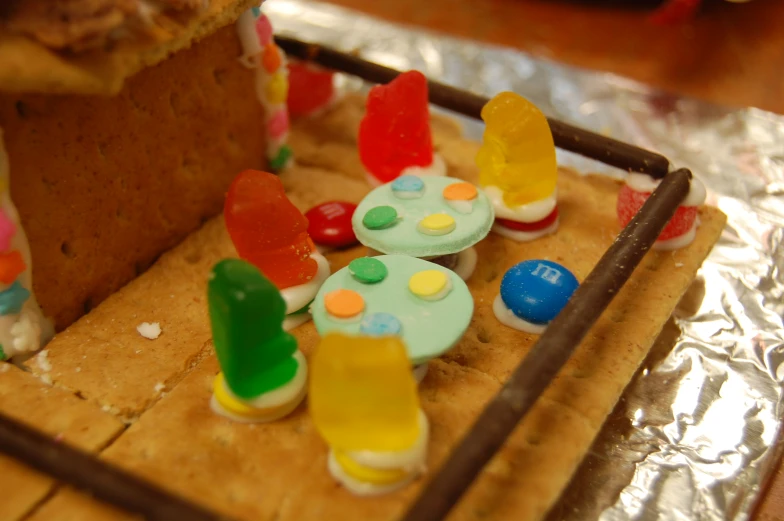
417, 214, 456, 236
324, 289, 365, 319
475, 92, 557, 207
265, 72, 289, 105
408, 270, 449, 300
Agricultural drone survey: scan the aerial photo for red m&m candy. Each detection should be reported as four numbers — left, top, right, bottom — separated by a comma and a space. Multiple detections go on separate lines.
305, 202, 358, 249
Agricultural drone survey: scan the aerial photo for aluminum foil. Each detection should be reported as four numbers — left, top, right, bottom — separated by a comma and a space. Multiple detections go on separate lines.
267, 1, 784, 519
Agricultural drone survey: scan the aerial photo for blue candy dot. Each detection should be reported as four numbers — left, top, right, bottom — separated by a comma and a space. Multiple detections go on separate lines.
499, 260, 578, 325
391, 175, 424, 194
360, 312, 402, 337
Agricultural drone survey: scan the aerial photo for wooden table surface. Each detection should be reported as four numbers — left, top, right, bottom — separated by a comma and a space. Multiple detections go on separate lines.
316, 0, 784, 518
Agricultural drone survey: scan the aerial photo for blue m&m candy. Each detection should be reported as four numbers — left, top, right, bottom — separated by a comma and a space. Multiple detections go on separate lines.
499, 260, 578, 325
391, 175, 425, 199
360, 312, 402, 337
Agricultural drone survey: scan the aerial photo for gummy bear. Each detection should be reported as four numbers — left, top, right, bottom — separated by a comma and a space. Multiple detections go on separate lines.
476, 92, 557, 207
617, 184, 698, 241
224, 170, 317, 289
358, 71, 434, 184
208, 259, 300, 399
287, 62, 335, 118
310, 333, 420, 452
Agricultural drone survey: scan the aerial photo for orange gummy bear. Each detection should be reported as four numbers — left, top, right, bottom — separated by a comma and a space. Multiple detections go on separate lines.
224, 170, 317, 289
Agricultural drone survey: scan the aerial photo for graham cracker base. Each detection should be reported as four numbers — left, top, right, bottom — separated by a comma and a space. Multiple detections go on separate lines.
14, 94, 725, 521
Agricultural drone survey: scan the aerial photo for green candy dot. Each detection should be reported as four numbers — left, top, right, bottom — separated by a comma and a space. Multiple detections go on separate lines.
348, 257, 388, 284
363, 205, 398, 230
269, 145, 293, 172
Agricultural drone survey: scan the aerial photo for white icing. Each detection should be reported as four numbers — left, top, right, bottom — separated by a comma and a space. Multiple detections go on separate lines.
282, 313, 311, 332
492, 218, 559, 243
393, 191, 424, 200
492, 294, 546, 334
412, 363, 429, 383
281, 253, 330, 315
136, 322, 161, 340
452, 247, 478, 281
210, 350, 308, 423
483, 186, 556, 222
0, 127, 53, 360
327, 409, 429, 496
446, 199, 474, 214
365, 153, 447, 188
653, 218, 699, 251
236, 10, 262, 69
626, 173, 707, 207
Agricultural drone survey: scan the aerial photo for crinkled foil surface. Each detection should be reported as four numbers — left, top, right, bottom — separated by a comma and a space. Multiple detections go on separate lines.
268, 1, 784, 519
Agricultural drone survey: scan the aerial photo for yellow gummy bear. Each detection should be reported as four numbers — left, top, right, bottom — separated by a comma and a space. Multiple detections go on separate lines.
310, 333, 420, 452
475, 92, 557, 207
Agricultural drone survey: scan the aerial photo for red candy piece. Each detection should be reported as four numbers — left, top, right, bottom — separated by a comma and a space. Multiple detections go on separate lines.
358, 70, 434, 184
305, 201, 358, 249
224, 170, 318, 289
496, 207, 559, 232
287, 62, 335, 118
649, 0, 702, 25
617, 184, 698, 241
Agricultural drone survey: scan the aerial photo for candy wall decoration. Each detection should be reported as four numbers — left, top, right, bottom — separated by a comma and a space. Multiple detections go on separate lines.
224, 170, 331, 330
359, 71, 446, 186
617, 172, 706, 250
476, 92, 560, 242
208, 259, 307, 422
310, 332, 429, 495
287, 61, 336, 117
0, 128, 52, 360
236, 4, 292, 171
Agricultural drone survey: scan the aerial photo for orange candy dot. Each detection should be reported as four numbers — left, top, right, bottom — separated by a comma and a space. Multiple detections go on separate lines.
262, 44, 282, 73
324, 289, 365, 319
443, 182, 478, 201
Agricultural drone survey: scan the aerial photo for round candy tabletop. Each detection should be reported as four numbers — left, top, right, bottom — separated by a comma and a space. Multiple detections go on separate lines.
311, 255, 474, 365
352, 175, 494, 258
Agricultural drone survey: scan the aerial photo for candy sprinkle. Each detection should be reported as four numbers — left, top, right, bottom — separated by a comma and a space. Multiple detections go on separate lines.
363, 205, 399, 230
348, 257, 388, 284
324, 289, 365, 319
417, 214, 456, 236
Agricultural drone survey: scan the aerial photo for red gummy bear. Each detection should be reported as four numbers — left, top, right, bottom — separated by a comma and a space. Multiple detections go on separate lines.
358, 70, 434, 184
617, 184, 698, 241
224, 170, 318, 289
287, 62, 335, 118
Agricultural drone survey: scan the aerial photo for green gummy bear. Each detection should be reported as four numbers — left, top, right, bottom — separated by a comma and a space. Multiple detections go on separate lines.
208, 259, 299, 400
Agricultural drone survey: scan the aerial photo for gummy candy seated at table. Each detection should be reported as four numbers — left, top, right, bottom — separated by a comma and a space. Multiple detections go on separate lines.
224, 170, 318, 290
310, 333, 421, 452
359, 70, 435, 184
208, 259, 301, 401
475, 92, 558, 207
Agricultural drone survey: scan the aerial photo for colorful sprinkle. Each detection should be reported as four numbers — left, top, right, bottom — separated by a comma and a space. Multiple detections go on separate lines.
268, 109, 290, 140
0, 280, 30, 315
443, 182, 477, 201
362, 206, 398, 230
269, 145, 292, 172
265, 72, 289, 105
324, 289, 365, 319
408, 270, 450, 301
254, 15, 274, 45
262, 44, 282, 73
391, 175, 425, 199
360, 312, 402, 336
417, 214, 456, 236
0, 209, 17, 251
348, 257, 388, 284
0, 251, 25, 285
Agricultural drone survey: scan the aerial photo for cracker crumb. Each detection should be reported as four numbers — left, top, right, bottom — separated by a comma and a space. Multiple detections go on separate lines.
137, 322, 161, 340
75, 367, 81, 373
36, 350, 52, 372
154, 382, 166, 393
40, 374, 52, 385
136, 350, 142, 354
0, 363, 9, 373
674, 262, 684, 268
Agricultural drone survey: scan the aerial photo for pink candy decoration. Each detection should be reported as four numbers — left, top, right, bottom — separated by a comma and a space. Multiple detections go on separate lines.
255, 15, 274, 46
617, 184, 698, 241
0, 209, 17, 251
268, 109, 290, 140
